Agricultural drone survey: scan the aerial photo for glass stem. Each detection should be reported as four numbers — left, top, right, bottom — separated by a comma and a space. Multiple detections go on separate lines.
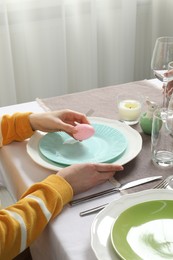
163, 80, 168, 108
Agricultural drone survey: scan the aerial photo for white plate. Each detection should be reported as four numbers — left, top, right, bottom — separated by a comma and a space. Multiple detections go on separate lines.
91, 189, 173, 260
26, 117, 142, 171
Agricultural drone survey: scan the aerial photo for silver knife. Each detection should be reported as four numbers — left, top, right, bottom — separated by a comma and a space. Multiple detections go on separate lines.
80, 203, 108, 217
70, 175, 162, 206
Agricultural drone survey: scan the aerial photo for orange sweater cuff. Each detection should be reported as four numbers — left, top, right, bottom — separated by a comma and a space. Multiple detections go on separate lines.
2, 112, 34, 145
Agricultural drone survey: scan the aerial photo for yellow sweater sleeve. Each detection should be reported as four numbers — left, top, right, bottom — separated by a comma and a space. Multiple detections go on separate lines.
0, 112, 34, 146
0, 174, 73, 260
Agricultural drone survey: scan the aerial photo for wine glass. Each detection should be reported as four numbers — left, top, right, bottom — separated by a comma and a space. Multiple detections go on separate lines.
166, 61, 173, 109
151, 36, 173, 108
168, 61, 173, 71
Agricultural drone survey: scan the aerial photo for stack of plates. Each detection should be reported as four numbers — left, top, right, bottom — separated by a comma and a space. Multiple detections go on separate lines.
26, 117, 142, 171
91, 189, 173, 260
38, 123, 128, 165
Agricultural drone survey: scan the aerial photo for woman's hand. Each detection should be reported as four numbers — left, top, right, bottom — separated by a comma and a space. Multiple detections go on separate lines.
166, 80, 173, 96
57, 163, 124, 194
29, 109, 90, 135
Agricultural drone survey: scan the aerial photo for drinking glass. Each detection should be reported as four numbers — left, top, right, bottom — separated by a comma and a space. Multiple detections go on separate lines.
151, 108, 173, 168
151, 37, 173, 108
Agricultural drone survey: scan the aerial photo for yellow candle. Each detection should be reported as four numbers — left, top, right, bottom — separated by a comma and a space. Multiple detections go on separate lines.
118, 99, 142, 121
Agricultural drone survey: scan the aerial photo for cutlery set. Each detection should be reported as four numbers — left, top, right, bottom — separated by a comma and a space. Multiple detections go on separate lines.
70, 175, 173, 217
70, 176, 162, 206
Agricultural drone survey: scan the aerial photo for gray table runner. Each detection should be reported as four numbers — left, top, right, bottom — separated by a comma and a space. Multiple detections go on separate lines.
37, 80, 172, 192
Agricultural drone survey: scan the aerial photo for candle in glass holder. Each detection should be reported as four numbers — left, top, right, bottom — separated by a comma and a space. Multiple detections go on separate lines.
118, 98, 142, 125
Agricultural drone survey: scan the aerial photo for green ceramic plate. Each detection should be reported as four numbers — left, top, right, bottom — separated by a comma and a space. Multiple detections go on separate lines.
111, 200, 173, 260
38, 123, 127, 165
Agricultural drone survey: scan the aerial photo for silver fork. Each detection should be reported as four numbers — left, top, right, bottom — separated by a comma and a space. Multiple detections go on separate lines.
85, 108, 95, 117
153, 176, 172, 189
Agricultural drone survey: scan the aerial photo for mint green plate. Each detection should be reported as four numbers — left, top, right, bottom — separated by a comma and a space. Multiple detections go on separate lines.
111, 200, 173, 260
39, 123, 127, 165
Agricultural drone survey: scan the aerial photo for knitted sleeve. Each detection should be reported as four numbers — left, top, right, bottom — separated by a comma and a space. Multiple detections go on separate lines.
0, 112, 34, 146
0, 174, 73, 259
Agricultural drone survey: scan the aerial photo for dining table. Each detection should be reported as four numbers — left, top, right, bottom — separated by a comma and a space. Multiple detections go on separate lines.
0, 78, 173, 260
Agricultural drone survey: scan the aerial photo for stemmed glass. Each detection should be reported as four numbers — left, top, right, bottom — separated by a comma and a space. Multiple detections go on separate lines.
168, 61, 173, 71
151, 37, 173, 108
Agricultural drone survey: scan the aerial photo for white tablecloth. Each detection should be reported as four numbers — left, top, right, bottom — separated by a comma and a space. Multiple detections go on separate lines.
0, 79, 163, 260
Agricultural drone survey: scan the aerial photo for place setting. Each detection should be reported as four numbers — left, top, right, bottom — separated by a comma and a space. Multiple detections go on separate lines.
70, 175, 173, 260
79, 176, 173, 260
90, 187, 173, 260
26, 116, 142, 171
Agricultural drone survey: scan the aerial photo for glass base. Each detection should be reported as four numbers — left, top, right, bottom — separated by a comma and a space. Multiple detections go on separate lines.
119, 119, 139, 126
152, 151, 173, 168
